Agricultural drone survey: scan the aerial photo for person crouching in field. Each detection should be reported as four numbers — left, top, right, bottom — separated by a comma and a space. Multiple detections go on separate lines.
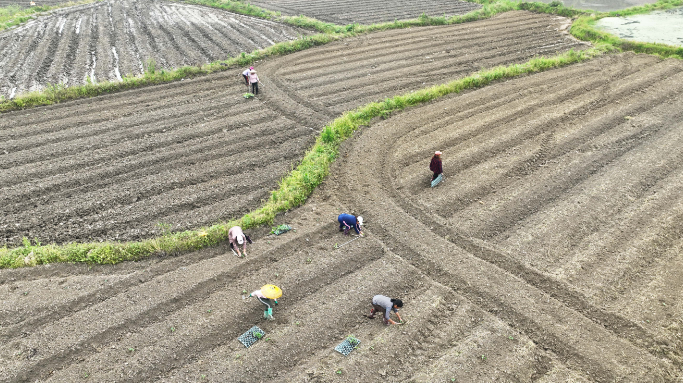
338, 213, 363, 236
430, 151, 443, 181
228, 226, 252, 257
248, 69, 260, 95
241, 66, 253, 87
367, 295, 403, 325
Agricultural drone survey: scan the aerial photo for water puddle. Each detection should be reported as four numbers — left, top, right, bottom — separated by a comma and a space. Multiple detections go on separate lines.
538, 0, 658, 12
595, 7, 683, 46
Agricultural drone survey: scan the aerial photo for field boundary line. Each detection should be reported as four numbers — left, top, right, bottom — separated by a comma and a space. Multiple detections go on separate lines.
0, 46, 607, 268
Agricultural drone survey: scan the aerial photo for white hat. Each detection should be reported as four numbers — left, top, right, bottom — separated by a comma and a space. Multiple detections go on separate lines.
357, 216, 363, 225
237, 235, 244, 245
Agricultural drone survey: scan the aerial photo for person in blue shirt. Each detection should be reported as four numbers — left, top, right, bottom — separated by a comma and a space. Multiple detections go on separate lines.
338, 213, 363, 236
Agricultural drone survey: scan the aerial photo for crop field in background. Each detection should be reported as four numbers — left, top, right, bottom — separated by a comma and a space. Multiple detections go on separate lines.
249, 0, 482, 24
0, 11, 583, 247
2, 52, 682, 381
0, 0, 309, 98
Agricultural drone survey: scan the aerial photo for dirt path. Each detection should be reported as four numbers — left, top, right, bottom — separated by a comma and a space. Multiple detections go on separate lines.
0, 0, 310, 98
0, 11, 584, 247
250, 0, 482, 25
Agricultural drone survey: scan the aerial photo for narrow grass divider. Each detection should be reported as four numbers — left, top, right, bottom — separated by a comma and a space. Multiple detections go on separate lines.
0, 47, 605, 268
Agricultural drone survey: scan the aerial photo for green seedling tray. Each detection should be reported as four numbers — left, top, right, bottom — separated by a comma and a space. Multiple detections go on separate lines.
238, 326, 265, 348
335, 338, 360, 356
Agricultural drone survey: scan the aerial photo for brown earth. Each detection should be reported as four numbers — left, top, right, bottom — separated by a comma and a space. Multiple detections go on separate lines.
0, 11, 584, 247
0, 0, 310, 98
1, 52, 682, 382
249, 0, 482, 25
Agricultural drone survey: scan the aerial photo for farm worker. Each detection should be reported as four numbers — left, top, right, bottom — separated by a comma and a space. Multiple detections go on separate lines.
430, 151, 443, 181
228, 226, 251, 257
241, 66, 253, 86
249, 284, 281, 320
367, 295, 403, 325
248, 69, 260, 95
338, 213, 363, 236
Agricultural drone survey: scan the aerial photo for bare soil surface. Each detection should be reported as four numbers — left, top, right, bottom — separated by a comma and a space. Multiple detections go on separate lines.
0, 0, 310, 98
249, 0, 482, 25
0, 0, 68, 8
0, 11, 584, 247
1, 52, 682, 382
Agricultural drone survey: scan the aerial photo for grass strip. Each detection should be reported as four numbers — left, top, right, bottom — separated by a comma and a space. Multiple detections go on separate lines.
0, 46, 605, 268
0, 0, 97, 31
569, 0, 683, 59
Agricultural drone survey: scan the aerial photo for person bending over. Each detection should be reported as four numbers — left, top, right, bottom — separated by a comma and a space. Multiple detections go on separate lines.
337, 213, 363, 236
368, 295, 403, 325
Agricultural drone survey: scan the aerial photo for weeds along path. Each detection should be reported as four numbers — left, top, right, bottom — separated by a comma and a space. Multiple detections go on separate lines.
0, 0, 309, 99
334, 52, 683, 379
0, 11, 584, 247
249, 0, 481, 25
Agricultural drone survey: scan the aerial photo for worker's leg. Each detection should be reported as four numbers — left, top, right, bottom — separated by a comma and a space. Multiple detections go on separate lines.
368, 304, 385, 319
243, 75, 249, 86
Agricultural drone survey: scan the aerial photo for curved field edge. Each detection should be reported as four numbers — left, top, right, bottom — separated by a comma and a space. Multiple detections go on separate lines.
0, 0, 97, 31
0, 0, 587, 112
0, 47, 606, 269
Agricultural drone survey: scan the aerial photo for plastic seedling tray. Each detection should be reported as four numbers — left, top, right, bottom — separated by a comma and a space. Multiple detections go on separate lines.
335, 338, 361, 356
238, 326, 266, 348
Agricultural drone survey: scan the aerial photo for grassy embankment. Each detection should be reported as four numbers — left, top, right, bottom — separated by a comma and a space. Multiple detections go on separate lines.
1, 0, 681, 267
0, 0, 97, 31
570, 0, 683, 59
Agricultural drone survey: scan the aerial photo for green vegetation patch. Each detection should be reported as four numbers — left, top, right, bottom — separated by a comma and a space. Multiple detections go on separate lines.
570, 0, 683, 59
0, 46, 605, 269
0, 0, 98, 32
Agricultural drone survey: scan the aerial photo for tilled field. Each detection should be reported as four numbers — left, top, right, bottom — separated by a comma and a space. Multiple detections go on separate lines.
249, 0, 482, 25
0, 11, 584, 247
1, 53, 682, 382
0, 0, 309, 98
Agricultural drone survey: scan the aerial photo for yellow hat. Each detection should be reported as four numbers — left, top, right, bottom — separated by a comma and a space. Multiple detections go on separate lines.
261, 284, 282, 299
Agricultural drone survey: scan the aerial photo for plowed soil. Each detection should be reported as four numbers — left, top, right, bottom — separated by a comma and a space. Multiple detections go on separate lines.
0, 0, 309, 98
249, 0, 481, 25
1, 52, 682, 382
0, 11, 584, 247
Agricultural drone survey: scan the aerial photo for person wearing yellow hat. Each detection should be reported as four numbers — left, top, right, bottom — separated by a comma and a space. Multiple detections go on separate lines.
249, 285, 281, 320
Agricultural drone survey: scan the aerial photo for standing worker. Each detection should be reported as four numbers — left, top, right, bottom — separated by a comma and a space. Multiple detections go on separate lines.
367, 295, 403, 325
248, 68, 260, 95
338, 213, 363, 236
228, 226, 252, 257
430, 150, 443, 186
249, 284, 282, 320
241, 66, 253, 87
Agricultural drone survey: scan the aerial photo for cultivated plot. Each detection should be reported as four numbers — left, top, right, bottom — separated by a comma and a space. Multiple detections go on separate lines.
0, 11, 583, 247
250, 0, 482, 25
3, 52, 683, 380
337, 52, 683, 380
0, 0, 309, 98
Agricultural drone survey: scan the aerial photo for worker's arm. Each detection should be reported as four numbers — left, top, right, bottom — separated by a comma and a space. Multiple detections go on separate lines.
396, 312, 403, 322
242, 241, 248, 256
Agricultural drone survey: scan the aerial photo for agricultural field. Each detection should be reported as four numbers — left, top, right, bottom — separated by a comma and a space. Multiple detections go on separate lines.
0, 11, 584, 247
0, 0, 309, 98
1, 51, 682, 381
0, 0, 66, 8
249, 0, 482, 25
